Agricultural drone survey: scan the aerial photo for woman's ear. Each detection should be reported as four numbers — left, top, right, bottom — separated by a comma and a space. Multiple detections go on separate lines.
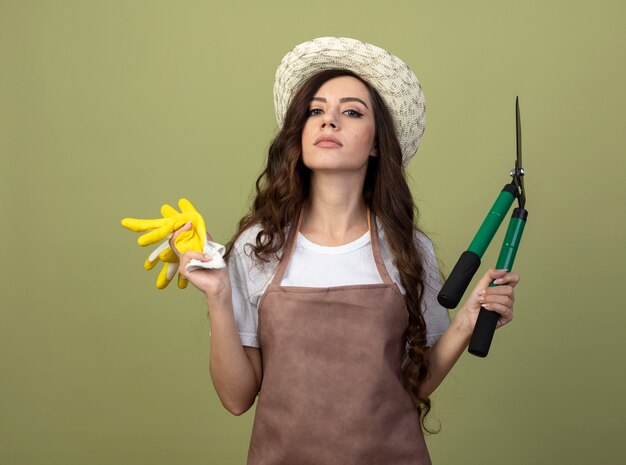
370, 142, 379, 157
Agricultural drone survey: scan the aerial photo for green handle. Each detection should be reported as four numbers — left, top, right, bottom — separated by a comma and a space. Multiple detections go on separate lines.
468, 185, 517, 257
495, 212, 526, 270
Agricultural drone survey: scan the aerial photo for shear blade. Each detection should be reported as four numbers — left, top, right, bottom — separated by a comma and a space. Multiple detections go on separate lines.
514, 96, 526, 208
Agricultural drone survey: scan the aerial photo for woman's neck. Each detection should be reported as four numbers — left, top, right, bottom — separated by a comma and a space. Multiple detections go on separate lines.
300, 171, 369, 246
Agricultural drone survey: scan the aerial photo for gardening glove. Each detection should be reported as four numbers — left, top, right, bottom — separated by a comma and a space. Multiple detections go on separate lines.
121, 198, 225, 289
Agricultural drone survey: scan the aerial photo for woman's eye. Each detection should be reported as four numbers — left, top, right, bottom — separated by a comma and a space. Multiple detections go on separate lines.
344, 109, 363, 118
308, 108, 323, 116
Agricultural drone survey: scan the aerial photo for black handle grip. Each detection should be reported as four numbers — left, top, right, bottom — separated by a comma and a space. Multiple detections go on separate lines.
468, 307, 500, 357
437, 251, 481, 309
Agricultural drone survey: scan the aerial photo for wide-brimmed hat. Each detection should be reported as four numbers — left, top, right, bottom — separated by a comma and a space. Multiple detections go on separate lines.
274, 37, 426, 166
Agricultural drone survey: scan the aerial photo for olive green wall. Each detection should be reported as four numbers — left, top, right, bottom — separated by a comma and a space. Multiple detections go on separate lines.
2, 0, 624, 464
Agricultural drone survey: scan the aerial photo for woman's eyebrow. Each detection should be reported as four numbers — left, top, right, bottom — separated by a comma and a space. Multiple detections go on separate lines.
311, 97, 369, 109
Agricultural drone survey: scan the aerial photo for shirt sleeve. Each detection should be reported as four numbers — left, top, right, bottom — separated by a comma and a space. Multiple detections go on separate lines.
416, 231, 451, 347
401, 231, 451, 371
228, 239, 261, 348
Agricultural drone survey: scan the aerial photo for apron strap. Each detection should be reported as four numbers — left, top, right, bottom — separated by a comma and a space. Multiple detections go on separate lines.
270, 207, 395, 286
368, 210, 395, 285
270, 209, 303, 286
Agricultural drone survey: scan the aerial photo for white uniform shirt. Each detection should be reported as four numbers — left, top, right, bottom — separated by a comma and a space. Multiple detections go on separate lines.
228, 219, 451, 351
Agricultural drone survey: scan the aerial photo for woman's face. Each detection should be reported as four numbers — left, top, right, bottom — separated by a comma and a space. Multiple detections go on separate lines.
301, 75, 377, 173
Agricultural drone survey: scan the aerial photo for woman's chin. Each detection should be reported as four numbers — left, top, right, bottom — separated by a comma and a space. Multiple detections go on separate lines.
302, 157, 370, 173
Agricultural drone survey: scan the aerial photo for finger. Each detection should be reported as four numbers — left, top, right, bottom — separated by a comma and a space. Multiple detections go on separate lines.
138, 221, 176, 246
482, 284, 515, 298
144, 257, 159, 270
161, 203, 179, 218
472, 269, 500, 295
169, 222, 192, 254
176, 253, 189, 274
173, 229, 194, 253
177, 252, 212, 281
178, 198, 197, 214
159, 247, 179, 263
171, 214, 193, 231
175, 229, 204, 254
481, 302, 514, 323
179, 200, 207, 244
190, 229, 206, 253
121, 217, 166, 233
156, 262, 176, 289
479, 293, 513, 309
165, 262, 177, 281
182, 251, 213, 262
144, 240, 171, 269
487, 268, 509, 281
193, 212, 207, 247
493, 272, 520, 286
170, 221, 193, 242
177, 274, 189, 289
147, 240, 171, 261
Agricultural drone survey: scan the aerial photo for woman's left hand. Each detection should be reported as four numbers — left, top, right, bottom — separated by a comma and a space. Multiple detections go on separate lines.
453, 268, 520, 337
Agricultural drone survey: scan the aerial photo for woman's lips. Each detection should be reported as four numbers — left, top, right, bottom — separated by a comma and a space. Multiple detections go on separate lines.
314, 136, 343, 148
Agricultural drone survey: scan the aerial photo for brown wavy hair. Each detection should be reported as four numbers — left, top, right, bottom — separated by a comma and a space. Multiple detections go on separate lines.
225, 69, 435, 432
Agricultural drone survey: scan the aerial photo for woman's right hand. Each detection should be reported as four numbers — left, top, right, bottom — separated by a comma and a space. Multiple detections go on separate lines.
169, 222, 231, 304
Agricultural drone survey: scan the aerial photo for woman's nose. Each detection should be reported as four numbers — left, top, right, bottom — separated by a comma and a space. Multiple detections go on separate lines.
321, 112, 337, 129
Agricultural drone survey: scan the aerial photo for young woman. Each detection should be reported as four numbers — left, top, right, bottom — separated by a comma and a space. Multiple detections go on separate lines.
170, 37, 519, 465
